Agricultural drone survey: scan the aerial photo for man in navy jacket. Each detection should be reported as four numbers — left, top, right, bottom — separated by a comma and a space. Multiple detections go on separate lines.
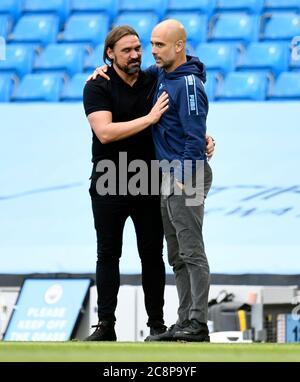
147, 19, 213, 342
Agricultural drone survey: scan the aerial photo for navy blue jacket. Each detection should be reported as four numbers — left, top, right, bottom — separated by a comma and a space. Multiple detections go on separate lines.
149, 56, 208, 183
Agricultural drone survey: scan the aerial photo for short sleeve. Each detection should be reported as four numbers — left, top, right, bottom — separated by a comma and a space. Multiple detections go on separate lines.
83, 79, 112, 117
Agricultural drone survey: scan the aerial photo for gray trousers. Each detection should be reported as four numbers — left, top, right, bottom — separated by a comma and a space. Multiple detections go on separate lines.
160, 162, 212, 324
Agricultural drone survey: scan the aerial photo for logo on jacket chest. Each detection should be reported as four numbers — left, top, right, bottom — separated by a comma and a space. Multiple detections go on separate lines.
157, 82, 165, 98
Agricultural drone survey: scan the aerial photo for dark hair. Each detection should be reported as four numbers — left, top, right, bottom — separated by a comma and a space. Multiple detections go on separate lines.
103, 25, 140, 64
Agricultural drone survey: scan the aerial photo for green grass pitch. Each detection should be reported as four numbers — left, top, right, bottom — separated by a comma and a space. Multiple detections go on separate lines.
0, 342, 300, 362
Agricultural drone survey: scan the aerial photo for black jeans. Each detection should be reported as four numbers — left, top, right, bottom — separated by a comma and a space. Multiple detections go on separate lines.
89, 179, 165, 327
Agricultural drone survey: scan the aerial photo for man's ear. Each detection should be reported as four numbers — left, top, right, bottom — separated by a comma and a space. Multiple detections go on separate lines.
175, 40, 184, 53
107, 47, 114, 61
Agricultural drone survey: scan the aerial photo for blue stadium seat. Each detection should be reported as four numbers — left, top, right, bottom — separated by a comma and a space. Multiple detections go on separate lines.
0, 36, 5, 60
290, 40, 300, 70
0, 73, 14, 102
34, 43, 85, 76
168, 0, 216, 17
236, 42, 288, 75
9, 14, 59, 45
114, 12, 159, 45
261, 13, 300, 41
119, 0, 168, 19
23, 0, 70, 25
61, 14, 109, 45
61, 72, 87, 101
216, 0, 264, 13
209, 13, 259, 44
166, 12, 208, 46
264, 0, 300, 12
268, 71, 300, 99
215, 71, 268, 101
0, 0, 22, 22
204, 70, 221, 101
195, 43, 238, 73
84, 44, 105, 72
141, 43, 155, 69
71, 0, 118, 22
0, 44, 35, 77
0, 14, 12, 39
12, 73, 64, 102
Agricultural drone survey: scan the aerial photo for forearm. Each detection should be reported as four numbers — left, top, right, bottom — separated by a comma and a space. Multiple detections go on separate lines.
92, 115, 152, 144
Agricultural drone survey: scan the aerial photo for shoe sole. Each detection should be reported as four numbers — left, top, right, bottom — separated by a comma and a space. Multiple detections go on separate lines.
174, 335, 210, 343
145, 336, 176, 342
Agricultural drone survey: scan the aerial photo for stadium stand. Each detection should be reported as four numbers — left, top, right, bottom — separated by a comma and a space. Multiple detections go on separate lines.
59, 13, 109, 45
290, 41, 300, 70
113, 12, 159, 45
0, 43, 34, 77
204, 70, 221, 101
0, 73, 14, 101
236, 42, 289, 75
216, 0, 264, 13
61, 72, 86, 101
22, 0, 70, 25
9, 14, 59, 45
141, 43, 155, 69
84, 43, 105, 72
12, 72, 64, 101
166, 12, 208, 46
34, 43, 85, 76
118, 0, 168, 20
261, 12, 300, 41
268, 71, 300, 99
71, 0, 118, 22
0, 0, 22, 22
215, 71, 268, 100
195, 42, 239, 74
263, 0, 300, 12
208, 13, 260, 43
0, 14, 12, 39
168, 0, 216, 17
0, 0, 300, 102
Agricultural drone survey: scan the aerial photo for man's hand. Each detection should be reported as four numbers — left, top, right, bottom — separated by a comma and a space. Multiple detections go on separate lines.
206, 135, 215, 160
147, 92, 169, 124
86, 65, 110, 82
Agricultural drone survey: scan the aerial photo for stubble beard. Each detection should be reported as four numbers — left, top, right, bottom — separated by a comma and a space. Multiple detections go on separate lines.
114, 58, 141, 75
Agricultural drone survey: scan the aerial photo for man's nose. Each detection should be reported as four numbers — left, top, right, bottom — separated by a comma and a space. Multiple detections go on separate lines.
130, 50, 139, 59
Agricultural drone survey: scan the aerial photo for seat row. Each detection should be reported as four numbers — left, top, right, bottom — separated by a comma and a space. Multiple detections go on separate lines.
1, 0, 300, 24
1, 11, 300, 47
1, 42, 299, 80
1, 71, 300, 102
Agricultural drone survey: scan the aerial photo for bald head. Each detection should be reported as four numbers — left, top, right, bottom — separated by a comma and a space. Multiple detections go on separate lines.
152, 19, 186, 44
151, 19, 187, 72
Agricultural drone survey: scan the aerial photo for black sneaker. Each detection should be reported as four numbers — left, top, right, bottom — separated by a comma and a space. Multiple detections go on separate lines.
149, 324, 167, 336
174, 319, 210, 342
85, 321, 117, 341
145, 321, 190, 342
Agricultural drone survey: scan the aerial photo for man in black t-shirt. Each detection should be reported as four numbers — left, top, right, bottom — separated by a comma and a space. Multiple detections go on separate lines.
83, 26, 169, 341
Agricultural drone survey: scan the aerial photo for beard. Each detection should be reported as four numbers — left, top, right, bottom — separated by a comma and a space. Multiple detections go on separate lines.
114, 57, 141, 75
153, 56, 173, 70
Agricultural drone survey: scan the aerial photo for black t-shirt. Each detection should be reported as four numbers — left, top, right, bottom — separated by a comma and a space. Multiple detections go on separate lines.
83, 66, 157, 167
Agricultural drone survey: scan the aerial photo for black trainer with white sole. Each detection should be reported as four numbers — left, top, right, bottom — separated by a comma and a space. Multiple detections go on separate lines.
145, 320, 190, 342
173, 319, 210, 342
